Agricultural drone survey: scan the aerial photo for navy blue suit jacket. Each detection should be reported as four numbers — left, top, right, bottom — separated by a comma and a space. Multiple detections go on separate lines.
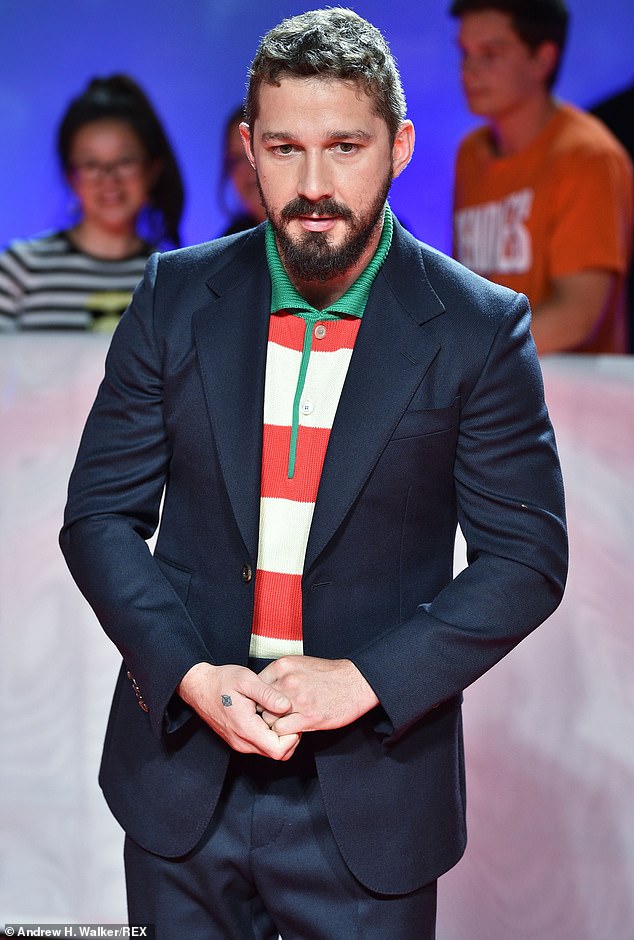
60, 220, 567, 893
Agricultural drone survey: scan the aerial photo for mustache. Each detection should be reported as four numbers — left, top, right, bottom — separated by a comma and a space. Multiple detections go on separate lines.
280, 197, 353, 222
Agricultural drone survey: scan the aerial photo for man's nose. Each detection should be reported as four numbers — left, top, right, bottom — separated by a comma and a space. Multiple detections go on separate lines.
297, 152, 334, 203
461, 53, 481, 77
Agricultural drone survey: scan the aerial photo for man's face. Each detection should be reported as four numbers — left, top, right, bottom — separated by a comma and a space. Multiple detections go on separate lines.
225, 120, 265, 222
457, 11, 553, 120
241, 76, 413, 282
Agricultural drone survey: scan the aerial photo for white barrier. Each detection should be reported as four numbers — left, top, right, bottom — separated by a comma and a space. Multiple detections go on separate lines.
1, 336, 633, 935
439, 355, 634, 938
0, 335, 125, 923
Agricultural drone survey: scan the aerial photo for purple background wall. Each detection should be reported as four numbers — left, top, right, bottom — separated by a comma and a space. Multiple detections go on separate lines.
1, 0, 632, 256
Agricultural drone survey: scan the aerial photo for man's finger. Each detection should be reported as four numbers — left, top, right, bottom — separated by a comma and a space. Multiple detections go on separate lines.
270, 714, 308, 736
244, 676, 293, 716
235, 713, 300, 759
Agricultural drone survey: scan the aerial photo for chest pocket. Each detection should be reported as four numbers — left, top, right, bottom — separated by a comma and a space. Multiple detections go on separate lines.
390, 396, 460, 441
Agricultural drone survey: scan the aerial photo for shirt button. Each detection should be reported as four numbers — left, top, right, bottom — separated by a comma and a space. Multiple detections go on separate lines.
241, 564, 253, 583
300, 399, 314, 415
314, 324, 327, 339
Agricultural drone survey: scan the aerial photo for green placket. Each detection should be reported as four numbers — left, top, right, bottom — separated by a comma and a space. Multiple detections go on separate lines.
265, 208, 393, 479
287, 309, 344, 478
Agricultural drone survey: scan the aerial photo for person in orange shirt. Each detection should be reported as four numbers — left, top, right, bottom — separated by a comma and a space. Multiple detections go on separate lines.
450, 0, 633, 354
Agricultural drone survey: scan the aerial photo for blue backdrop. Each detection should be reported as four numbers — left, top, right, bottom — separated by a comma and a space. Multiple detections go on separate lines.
1, 0, 632, 255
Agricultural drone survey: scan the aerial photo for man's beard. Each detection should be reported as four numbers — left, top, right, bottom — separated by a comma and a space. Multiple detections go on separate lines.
257, 171, 392, 282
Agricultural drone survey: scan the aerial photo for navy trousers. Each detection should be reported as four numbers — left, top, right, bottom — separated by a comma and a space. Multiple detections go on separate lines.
124, 745, 437, 939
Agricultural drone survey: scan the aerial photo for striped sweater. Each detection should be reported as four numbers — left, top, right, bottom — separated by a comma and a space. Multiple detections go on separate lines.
249, 310, 363, 659
0, 230, 151, 331
249, 210, 393, 660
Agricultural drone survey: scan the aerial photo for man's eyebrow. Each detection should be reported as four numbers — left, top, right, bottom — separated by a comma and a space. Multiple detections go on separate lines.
461, 39, 512, 49
457, 37, 510, 47
261, 131, 297, 142
260, 129, 373, 142
329, 129, 373, 141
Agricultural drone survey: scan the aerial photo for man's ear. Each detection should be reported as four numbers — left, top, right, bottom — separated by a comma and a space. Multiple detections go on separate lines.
533, 40, 559, 86
239, 122, 256, 168
392, 120, 415, 179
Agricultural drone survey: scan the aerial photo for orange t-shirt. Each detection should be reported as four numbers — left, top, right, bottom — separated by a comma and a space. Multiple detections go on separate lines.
453, 103, 633, 353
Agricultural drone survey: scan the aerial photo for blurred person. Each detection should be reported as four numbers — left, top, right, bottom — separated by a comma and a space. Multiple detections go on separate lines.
590, 81, 634, 161
450, 0, 633, 354
218, 103, 267, 235
0, 74, 184, 331
60, 9, 566, 938
591, 81, 634, 352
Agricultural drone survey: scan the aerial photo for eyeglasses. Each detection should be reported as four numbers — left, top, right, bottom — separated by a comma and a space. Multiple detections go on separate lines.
69, 155, 147, 182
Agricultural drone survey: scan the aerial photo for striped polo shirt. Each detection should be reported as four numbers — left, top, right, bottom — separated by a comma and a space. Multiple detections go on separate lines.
249, 207, 393, 660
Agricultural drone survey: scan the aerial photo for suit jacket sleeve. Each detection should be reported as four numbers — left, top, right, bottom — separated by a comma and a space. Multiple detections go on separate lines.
351, 291, 568, 742
59, 253, 211, 739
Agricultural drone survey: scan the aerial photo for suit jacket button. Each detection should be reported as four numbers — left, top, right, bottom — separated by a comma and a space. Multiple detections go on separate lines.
241, 563, 253, 583
126, 670, 150, 713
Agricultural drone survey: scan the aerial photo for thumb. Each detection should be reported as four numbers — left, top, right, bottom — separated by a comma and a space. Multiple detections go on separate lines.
247, 676, 291, 716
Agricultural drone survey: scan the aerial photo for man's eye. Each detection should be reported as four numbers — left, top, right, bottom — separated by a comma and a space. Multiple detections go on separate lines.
337, 143, 356, 153
276, 145, 294, 155
483, 46, 505, 63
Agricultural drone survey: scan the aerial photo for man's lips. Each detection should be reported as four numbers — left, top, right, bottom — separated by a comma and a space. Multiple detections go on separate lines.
294, 215, 338, 232
464, 85, 487, 99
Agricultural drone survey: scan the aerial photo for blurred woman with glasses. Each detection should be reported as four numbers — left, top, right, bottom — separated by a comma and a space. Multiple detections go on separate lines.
0, 74, 185, 330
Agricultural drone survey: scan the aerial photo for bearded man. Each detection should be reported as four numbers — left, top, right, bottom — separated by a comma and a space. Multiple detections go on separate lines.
60, 9, 567, 938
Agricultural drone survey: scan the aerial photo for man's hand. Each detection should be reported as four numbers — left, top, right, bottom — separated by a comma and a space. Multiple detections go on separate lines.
532, 269, 615, 354
257, 656, 379, 735
178, 662, 299, 760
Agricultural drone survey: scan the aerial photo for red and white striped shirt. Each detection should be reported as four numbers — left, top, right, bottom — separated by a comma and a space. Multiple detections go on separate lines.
249, 211, 393, 659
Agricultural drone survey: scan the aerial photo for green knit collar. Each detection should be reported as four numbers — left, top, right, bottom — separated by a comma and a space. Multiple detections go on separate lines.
266, 206, 393, 319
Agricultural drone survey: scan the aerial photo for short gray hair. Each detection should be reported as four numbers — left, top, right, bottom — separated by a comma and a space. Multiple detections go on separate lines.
245, 8, 407, 142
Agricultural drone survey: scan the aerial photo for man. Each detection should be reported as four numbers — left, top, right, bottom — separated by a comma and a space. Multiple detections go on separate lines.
590, 82, 634, 352
60, 9, 567, 938
450, 0, 633, 354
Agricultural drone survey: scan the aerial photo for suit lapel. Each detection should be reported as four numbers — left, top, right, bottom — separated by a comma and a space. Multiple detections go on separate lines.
305, 226, 445, 573
192, 229, 270, 562
190, 224, 446, 573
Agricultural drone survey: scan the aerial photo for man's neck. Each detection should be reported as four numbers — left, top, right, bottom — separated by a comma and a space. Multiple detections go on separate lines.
488, 93, 556, 158
282, 221, 384, 311
291, 271, 362, 311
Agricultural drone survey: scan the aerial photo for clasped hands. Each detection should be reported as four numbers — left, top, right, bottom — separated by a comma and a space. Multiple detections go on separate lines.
178, 656, 379, 761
